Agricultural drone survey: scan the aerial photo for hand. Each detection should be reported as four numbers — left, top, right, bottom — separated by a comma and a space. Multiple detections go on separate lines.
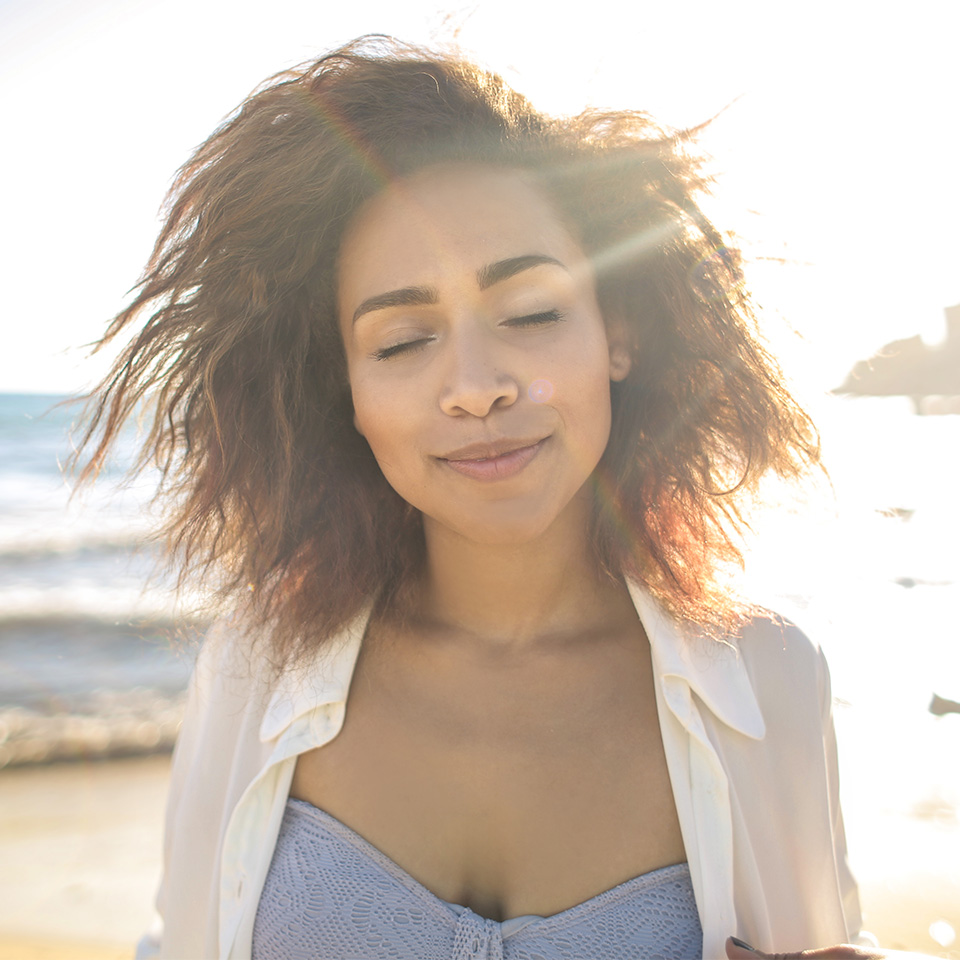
725, 936, 936, 959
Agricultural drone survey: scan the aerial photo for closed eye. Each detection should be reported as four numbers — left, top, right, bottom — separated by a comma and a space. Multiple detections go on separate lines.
504, 309, 565, 328
372, 337, 434, 361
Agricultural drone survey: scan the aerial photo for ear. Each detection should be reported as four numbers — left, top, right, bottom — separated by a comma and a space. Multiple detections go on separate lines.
609, 343, 632, 382
606, 320, 633, 382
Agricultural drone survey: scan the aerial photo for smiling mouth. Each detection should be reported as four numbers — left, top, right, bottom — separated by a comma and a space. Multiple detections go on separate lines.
438, 438, 547, 481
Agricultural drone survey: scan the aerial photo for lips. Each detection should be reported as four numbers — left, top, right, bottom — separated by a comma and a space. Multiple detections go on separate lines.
438, 437, 548, 481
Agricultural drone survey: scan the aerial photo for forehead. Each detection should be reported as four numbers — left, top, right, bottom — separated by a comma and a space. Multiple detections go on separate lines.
336, 164, 589, 307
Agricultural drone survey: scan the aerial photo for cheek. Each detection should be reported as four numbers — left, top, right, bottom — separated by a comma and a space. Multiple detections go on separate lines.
352, 391, 396, 451
557, 334, 614, 422
349, 376, 422, 488
570, 358, 616, 464
577, 380, 613, 451
349, 370, 386, 442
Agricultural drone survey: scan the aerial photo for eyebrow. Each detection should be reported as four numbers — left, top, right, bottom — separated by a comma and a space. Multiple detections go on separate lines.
351, 253, 567, 325
476, 254, 567, 290
351, 285, 438, 325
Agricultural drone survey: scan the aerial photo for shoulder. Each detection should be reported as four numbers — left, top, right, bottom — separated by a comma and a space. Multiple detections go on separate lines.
735, 612, 832, 721
173, 612, 288, 771
727, 613, 836, 763
182, 605, 367, 745
190, 612, 279, 704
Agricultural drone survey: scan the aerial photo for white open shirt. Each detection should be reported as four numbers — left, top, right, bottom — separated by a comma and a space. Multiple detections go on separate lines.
139, 582, 862, 959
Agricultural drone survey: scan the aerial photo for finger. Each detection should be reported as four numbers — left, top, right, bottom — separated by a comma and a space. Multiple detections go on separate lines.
726, 938, 762, 959
725, 937, 889, 960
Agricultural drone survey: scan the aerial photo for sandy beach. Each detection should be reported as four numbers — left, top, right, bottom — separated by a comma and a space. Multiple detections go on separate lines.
0, 755, 169, 958
848, 815, 960, 958
1, 750, 958, 959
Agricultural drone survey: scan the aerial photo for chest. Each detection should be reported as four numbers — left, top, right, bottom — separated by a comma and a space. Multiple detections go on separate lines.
290, 630, 686, 921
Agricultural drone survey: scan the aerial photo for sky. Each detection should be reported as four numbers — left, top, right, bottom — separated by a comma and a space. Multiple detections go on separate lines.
1, 0, 958, 395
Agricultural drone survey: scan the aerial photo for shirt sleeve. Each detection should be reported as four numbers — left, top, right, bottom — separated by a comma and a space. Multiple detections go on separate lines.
142, 616, 255, 959
141, 629, 211, 959
818, 646, 865, 943
134, 915, 163, 959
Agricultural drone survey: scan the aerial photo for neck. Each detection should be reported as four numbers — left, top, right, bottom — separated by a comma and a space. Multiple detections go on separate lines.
412, 499, 633, 649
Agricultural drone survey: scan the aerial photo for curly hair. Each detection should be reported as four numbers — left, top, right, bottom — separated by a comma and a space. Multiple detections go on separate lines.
75, 35, 819, 659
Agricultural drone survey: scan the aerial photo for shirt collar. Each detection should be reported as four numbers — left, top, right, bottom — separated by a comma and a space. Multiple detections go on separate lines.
259, 603, 372, 742
628, 580, 766, 741
258, 586, 766, 744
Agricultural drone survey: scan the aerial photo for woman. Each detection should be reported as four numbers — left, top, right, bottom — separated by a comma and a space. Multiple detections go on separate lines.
79, 36, 893, 960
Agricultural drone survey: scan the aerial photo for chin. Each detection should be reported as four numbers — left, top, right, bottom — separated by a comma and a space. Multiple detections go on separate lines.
425, 496, 588, 549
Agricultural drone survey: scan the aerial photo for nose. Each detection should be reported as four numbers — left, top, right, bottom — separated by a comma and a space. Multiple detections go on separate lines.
438, 326, 519, 418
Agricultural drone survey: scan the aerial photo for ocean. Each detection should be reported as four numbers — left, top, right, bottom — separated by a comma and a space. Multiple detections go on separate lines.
0, 393, 202, 767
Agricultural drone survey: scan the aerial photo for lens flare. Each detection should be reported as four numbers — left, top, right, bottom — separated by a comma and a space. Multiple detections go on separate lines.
528, 379, 554, 403
689, 246, 743, 303
930, 921, 956, 947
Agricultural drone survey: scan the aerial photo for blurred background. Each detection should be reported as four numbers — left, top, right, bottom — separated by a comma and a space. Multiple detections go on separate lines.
1, 0, 958, 956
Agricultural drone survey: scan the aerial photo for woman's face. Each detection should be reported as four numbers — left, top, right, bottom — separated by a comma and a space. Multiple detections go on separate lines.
337, 164, 630, 547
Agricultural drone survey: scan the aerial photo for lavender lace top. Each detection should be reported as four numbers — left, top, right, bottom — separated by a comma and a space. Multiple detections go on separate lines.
252, 798, 702, 959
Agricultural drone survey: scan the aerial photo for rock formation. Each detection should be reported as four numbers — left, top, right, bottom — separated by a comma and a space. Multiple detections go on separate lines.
835, 304, 960, 410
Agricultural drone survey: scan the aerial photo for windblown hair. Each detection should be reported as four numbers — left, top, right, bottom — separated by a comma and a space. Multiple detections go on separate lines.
76, 35, 819, 659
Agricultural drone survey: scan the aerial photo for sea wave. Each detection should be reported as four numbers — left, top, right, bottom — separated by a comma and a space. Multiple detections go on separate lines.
0, 577, 217, 621
0, 610, 208, 637
0, 614, 206, 712
0, 554, 179, 621
0, 478, 159, 548
0, 533, 150, 562
0, 688, 186, 768
0, 611, 207, 768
